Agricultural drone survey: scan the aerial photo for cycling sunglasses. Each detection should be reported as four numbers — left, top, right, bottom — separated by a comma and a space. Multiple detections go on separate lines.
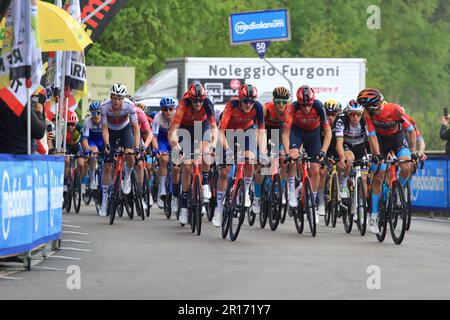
190, 98, 203, 104
162, 107, 174, 112
92, 111, 101, 116
274, 99, 288, 105
242, 98, 256, 105
349, 111, 363, 117
326, 111, 338, 116
67, 123, 76, 127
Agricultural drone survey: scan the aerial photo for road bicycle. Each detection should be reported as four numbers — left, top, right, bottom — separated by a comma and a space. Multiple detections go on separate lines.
63, 153, 82, 214
323, 158, 340, 228
286, 154, 317, 237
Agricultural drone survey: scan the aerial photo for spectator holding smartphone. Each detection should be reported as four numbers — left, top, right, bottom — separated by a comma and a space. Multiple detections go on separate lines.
440, 107, 450, 156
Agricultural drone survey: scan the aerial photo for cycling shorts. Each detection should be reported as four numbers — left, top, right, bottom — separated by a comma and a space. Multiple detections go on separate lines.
289, 125, 322, 163
178, 122, 211, 156
105, 123, 134, 163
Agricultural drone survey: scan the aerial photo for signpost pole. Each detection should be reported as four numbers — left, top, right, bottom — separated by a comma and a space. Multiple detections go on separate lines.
263, 57, 293, 102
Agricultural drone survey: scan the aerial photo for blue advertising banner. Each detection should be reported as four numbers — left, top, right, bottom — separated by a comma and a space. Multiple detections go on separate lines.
0, 155, 64, 257
411, 158, 449, 210
229, 9, 290, 45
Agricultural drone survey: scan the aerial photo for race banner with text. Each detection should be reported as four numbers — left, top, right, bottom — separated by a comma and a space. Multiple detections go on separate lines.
0, 154, 64, 257
80, 0, 127, 43
64, 0, 88, 104
0, 0, 43, 116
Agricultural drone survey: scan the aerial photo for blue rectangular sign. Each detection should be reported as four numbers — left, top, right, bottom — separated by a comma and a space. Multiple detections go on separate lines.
411, 159, 449, 210
0, 155, 64, 257
229, 9, 290, 45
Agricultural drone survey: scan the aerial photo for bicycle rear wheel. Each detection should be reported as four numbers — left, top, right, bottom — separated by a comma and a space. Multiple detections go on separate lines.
356, 177, 367, 236
324, 173, 331, 226
221, 177, 234, 239
268, 174, 282, 231
304, 178, 316, 237
142, 170, 151, 218
73, 169, 82, 214
131, 171, 145, 220
229, 179, 246, 241
331, 173, 339, 228
109, 172, 122, 225
389, 180, 407, 245
82, 180, 92, 206
280, 181, 288, 224
259, 176, 269, 229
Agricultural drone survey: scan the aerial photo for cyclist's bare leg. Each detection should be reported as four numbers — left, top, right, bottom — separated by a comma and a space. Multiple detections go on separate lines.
125, 148, 136, 180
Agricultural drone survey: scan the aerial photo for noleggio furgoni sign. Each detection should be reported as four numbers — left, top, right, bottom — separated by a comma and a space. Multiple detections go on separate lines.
229, 9, 290, 45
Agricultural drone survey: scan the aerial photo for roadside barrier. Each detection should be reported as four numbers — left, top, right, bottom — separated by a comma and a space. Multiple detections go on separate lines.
0, 154, 64, 258
411, 156, 450, 211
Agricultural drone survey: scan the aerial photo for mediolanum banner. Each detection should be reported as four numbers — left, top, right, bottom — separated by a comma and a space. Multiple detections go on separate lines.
0, 155, 64, 257
82, 66, 135, 118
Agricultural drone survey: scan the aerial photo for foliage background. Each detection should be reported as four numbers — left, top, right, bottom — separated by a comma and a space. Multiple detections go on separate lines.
84, 0, 450, 150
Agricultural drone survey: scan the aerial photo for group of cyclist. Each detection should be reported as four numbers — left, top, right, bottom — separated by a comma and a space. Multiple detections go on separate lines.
62, 80, 426, 237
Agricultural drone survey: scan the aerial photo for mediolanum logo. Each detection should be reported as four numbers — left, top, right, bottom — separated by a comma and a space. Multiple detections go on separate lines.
1, 171, 33, 241
234, 19, 285, 35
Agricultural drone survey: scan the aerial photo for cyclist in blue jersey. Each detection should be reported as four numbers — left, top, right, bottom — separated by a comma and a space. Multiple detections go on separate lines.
152, 97, 179, 210
82, 101, 104, 190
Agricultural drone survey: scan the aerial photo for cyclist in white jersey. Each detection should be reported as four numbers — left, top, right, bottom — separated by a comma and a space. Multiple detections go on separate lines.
99, 83, 140, 216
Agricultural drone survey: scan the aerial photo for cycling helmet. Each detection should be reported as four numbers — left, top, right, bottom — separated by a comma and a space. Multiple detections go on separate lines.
347, 99, 364, 112
324, 99, 342, 113
357, 88, 384, 108
296, 85, 315, 105
67, 111, 78, 124
187, 83, 207, 100
273, 87, 290, 100
89, 101, 101, 112
239, 84, 258, 100
110, 83, 128, 96
160, 97, 177, 108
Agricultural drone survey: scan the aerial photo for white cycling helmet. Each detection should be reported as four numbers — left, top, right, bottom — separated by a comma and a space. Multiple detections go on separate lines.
110, 83, 128, 96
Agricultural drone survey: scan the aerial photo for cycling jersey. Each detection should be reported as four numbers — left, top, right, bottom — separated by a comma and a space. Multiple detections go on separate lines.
364, 103, 413, 137
66, 124, 83, 146
101, 98, 138, 131
136, 107, 151, 135
285, 100, 329, 131
219, 98, 264, 130
153, 111, 171, 153
264, 102, 290, 129
83, 116, 103, 150
403, 113, 422, 140
335, 116, 367, 146
171, 94, 216, 127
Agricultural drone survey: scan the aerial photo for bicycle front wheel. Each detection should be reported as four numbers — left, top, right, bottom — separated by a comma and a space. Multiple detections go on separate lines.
389, 180, 407, 245
229, 179, 246, 241
259, 176, 269, 229
131, 171, 145, 220
405, 181, 412, 231
268, 174, 282, 231
304, 178, 316, 237
194, 175, 203, 236
73, 169, 82, 213
109, 172, 122, 225
356, 177, 367, 236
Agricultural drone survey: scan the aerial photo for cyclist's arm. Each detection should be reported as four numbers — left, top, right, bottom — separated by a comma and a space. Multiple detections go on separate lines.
417, 136, 426, 154
321, 125, 332, 154
335, 119, 345, 161
168, 123, 180, 148
142, 130, 153, 149
102, 123, 109, 147
218, 104, 232, 151
132, 121, 141, 149
210, 122, 219, 149
151, 136, 159, 150
407, 127, 416, 154
282, 125, 291, 156
81, 137, 90, 152
255, 103, 267, 154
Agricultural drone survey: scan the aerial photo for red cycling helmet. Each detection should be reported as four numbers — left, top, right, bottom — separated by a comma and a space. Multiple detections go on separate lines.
239, 84, 258, 100
296, 85, 315, 105
188, 83, 207, 100
67, 111, 78, 124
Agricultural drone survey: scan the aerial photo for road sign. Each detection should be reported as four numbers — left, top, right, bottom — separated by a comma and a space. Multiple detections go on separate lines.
229, 9, 290, 45
251, 41, 271, 59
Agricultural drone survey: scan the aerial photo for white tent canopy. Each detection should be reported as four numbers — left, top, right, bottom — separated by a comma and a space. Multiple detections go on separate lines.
135, 68, 178, 101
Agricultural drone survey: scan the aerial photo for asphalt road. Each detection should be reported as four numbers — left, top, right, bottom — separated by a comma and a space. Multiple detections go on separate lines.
1, 204, 450, 300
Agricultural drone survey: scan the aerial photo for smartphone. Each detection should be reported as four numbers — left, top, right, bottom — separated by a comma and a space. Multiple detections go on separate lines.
444, 107, 448, 118
47, 124, 53, 132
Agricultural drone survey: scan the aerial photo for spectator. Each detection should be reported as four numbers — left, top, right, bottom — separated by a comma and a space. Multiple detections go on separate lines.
440, 116, 450, 156
0, 90, 47, 154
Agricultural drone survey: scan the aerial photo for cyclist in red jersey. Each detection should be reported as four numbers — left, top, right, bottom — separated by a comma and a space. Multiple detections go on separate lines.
168, 83, 218, 225
212, 84, 267, 227
400, 108, 427, 160
282, 85, 332, 224
252, 87, 291, 214
357, 88, 417, 234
